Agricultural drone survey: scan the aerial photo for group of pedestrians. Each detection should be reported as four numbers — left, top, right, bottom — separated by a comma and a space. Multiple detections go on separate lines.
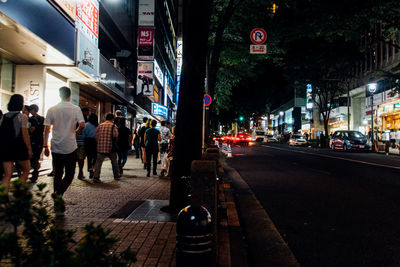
0, 86, 175, 216
134, 118, 174, 177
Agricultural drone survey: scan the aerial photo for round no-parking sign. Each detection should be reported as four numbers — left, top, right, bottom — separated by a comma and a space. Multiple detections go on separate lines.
250, 28, 267, 45
204, 94, 212, 106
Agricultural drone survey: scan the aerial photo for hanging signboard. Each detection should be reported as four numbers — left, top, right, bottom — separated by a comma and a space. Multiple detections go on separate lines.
76, 30, 99, 77
76, 0, 99, 46
138, 27, 154, 60
137, 61, 154, 96
138, 0, 154, 26
306, 84, 313, 109
153, 60, 164, 86
152, 103, 168, 118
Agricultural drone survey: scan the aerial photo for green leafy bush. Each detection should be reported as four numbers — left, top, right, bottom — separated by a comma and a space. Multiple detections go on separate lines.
0, 180, 136, 266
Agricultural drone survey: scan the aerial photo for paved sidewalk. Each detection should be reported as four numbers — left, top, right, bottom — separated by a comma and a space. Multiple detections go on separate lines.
34, 154, 176, 267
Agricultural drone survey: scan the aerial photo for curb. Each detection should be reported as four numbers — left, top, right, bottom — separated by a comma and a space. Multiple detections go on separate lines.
220, 156, 300, 267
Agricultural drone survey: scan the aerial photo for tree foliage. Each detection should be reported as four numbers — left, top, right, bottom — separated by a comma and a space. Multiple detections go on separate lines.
0, 181, 136, 266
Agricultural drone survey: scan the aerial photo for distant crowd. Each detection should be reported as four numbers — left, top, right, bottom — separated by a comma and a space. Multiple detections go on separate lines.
0, 86, 175, 216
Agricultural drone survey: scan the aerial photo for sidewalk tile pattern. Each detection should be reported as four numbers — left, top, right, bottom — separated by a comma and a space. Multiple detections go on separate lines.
34, 155, 176, 266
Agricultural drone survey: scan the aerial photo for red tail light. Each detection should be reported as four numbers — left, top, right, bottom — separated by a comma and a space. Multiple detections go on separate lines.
212, 137, 217, 141
239, 135, 244, 138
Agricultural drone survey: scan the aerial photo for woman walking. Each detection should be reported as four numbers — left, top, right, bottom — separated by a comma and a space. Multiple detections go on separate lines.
139, 118, 150, 169
144, 120, 161, 177
133, 121, 141, 159
83, 113, 98, 179
0, 94, 32, 192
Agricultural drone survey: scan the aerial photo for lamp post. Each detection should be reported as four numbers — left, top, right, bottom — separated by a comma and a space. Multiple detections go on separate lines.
368, 82, 377, 150
279, 111, 284, 134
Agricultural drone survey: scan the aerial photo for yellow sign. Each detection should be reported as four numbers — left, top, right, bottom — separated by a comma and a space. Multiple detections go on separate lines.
52, 0, 76, 20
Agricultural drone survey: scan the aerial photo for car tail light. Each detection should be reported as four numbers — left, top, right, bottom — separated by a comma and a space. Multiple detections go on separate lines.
239, 135, 244, 138
212, 137, 217, 141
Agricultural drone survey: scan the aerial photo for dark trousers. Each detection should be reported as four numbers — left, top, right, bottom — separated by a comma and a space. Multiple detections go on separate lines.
118, 149, 129, 168
146, 147, 158, 174
134, 137, 140, 158
85, 138, 97, 171
52, 150, 77, 195
30, 144, 42, 176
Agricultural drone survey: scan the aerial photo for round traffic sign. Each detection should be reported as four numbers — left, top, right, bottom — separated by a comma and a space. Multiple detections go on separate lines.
204, 94, 212, 106
250, 28, 267, 45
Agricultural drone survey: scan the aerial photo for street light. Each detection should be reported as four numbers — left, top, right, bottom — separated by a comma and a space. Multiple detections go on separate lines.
367, 82, 377, 150
279, 111, 284, 134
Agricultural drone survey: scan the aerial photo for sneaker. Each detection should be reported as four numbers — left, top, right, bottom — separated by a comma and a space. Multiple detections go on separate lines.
146, 172, 150, 177
78, 173, 85, 180
114, 176, 121, 180
93, 178, 101, 183
52, 193, 65, 216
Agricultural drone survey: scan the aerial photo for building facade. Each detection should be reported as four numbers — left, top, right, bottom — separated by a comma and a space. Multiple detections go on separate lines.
0, 0, 179, 129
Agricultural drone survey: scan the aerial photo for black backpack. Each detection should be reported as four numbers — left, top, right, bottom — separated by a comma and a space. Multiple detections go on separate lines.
0, 113, 20, 146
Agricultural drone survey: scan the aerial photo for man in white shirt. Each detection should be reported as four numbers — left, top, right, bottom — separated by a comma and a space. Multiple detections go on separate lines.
43, 87, 85, 201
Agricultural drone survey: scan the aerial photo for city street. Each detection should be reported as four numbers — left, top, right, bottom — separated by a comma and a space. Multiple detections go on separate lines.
227, 143, 400, 266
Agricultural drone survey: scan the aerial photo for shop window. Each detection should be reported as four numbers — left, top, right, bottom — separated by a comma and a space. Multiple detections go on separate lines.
0, 93, 11, 113
0, 58, 15, 93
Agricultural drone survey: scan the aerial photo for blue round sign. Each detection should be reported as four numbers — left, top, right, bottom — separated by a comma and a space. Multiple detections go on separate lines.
204, 94, 212, 106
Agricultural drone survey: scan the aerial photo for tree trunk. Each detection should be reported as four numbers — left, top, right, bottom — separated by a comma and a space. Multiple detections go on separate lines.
168, 0, 212, 211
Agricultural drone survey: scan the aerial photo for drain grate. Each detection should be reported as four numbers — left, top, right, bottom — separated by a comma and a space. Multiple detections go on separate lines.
110, 200, 145, 219
125, 200, 176, 222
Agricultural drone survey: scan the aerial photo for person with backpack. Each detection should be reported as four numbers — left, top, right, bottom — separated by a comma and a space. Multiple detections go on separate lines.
0, 94, 32, 192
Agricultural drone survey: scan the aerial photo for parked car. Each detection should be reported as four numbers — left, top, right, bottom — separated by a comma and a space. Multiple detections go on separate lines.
232, 133, 252, 146
289, 134, 308, 146
264, 134, 279, 143
330, 130, 370, 151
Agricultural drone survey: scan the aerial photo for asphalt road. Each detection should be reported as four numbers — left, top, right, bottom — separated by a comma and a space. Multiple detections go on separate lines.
227, 142, 400, 267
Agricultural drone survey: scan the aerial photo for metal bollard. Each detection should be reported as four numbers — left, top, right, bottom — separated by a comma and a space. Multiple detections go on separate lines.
176, 205, 213, 267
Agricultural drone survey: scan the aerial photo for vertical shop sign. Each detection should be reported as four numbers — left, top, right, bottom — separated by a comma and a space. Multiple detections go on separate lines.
76, 0, 99, 78
306, 84, 313, 109
137, 62, 154, 96
138, 28, 154, 60
138, 0, 154, 26
153, 60, 164, 86
76, 0, 99, 45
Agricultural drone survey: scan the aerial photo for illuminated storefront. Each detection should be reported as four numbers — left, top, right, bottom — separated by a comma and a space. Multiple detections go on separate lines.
377, 97, 400, 142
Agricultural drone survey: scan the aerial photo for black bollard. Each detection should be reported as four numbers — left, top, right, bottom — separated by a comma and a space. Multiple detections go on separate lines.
176, 205, 214, 267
